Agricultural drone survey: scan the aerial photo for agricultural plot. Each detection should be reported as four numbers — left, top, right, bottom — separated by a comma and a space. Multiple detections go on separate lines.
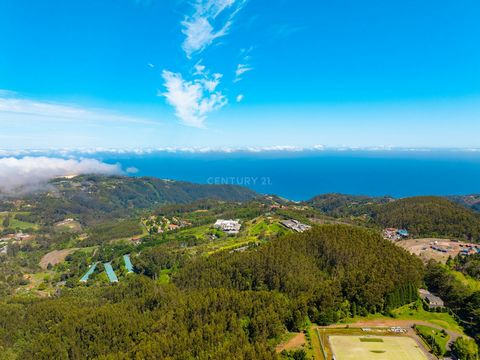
329, 335, 428, 360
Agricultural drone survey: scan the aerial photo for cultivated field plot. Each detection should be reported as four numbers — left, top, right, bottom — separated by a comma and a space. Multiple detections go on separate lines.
329, 335, 428, 360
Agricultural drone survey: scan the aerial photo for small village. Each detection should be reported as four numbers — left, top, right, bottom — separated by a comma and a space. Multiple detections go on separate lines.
142, 215, 192, 234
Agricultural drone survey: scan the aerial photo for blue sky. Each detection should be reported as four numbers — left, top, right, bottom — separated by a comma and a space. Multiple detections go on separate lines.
1, 0, 479, 149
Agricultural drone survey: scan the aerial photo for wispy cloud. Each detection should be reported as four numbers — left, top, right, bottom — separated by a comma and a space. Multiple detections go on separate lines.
234, 63, 253, 82
233, 47, 254, 82
162, 0, 249, 126
236, 94, 244, 102
0, 157, 122, 194
0, 92, 158, 126
181, 0, 247, 58
160, 70, 227, 127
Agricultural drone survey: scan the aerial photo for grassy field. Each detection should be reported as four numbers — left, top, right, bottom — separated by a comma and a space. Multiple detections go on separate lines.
415, 324, 449, 356
451, 269, 480, 291
343, 301, 464, 334
0, 212, 38, 231
329, 335, 428, 360
391, 302, 464, 334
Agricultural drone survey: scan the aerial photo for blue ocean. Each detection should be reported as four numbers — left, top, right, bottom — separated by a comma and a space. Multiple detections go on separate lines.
99, 151, 480, 201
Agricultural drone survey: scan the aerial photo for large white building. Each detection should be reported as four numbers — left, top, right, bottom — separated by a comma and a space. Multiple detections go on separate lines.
214, 219, 241, 234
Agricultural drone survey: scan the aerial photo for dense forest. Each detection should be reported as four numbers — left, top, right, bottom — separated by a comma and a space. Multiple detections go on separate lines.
308, 194, 480, 241
425, 260, 480, 343
449, 194, 480, 214
372, 196, 480, 241
453, 253, 480, 280
306, 193, 391, 218
0, 225, 423, 359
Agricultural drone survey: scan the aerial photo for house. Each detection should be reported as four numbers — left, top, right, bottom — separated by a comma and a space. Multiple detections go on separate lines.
382, 228, 409, 241
397, 229, 409, 238
130, 237, 142, 246
383, 228, 400, 240
281, 219, 311, 233
214, 219, 241, 234
419, 289, 445, 309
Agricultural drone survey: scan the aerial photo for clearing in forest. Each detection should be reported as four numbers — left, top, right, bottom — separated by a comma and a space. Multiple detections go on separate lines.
329, 335, 428, 360
39, 248, 78, 269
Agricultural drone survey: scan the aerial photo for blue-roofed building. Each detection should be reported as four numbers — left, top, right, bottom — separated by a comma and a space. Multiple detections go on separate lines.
123, 254, 134, 273
80, 263, 97, 283
104, 262, 118, 283
397, 229, 409, 238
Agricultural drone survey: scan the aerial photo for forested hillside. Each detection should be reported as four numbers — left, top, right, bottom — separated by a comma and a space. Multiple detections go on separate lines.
308, 194, 480, 241
306, 193, 392, 217
175, 225, 423, 319
425, 260, 480, 342
0, 225, 423, 359
448, 194, 480, 213
21, 175, 258, 225
372, 196, 480, 241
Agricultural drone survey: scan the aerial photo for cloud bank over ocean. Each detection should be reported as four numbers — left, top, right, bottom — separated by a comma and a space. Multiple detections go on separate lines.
0, 157, 122, 194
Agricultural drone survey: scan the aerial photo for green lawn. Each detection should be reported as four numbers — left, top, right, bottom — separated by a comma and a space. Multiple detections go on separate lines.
0, 212, 38, 231
329, 335, 428, 360
415, 324, 449, 356
391, 302, 464, 334
247, 217, 290, 238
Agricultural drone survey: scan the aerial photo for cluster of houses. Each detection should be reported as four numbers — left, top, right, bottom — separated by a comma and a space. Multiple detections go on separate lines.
383, 228, 409, 241
427, 240, 480, 256
214, 219, 242, 234
142, 215, 191, 234
0, 231, 32, 252
0, 232, 33, 256
459, 243, 480, 256
0, 231, 32, 242
280, 219, 311, 233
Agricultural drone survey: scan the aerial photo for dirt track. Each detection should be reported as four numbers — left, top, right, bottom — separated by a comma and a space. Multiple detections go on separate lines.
275, 332, 306, 353
39, 248, 78, 269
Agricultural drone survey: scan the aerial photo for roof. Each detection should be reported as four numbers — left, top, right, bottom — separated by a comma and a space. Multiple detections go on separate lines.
419, 289, 444, 306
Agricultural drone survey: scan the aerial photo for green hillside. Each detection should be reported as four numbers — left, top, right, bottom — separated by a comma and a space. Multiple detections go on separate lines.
0, 225, 423, 359
372, 196, 480, 241
24, 175, 258, 225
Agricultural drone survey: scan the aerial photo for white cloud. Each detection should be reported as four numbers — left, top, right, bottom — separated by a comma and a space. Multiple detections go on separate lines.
0, 94, 157, 126
148, 63, 155, 68
236, 94, 244, 102
194, 62, 206, 75
126, 166, 139, 174
234, 63, 253, 82
181, 0, 247, 58
160, 70, 227, 127
0, 157, 122, 194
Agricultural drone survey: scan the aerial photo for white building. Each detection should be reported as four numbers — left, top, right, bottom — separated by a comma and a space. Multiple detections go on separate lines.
214, 219, 241, 234
281, 219, 311, 233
